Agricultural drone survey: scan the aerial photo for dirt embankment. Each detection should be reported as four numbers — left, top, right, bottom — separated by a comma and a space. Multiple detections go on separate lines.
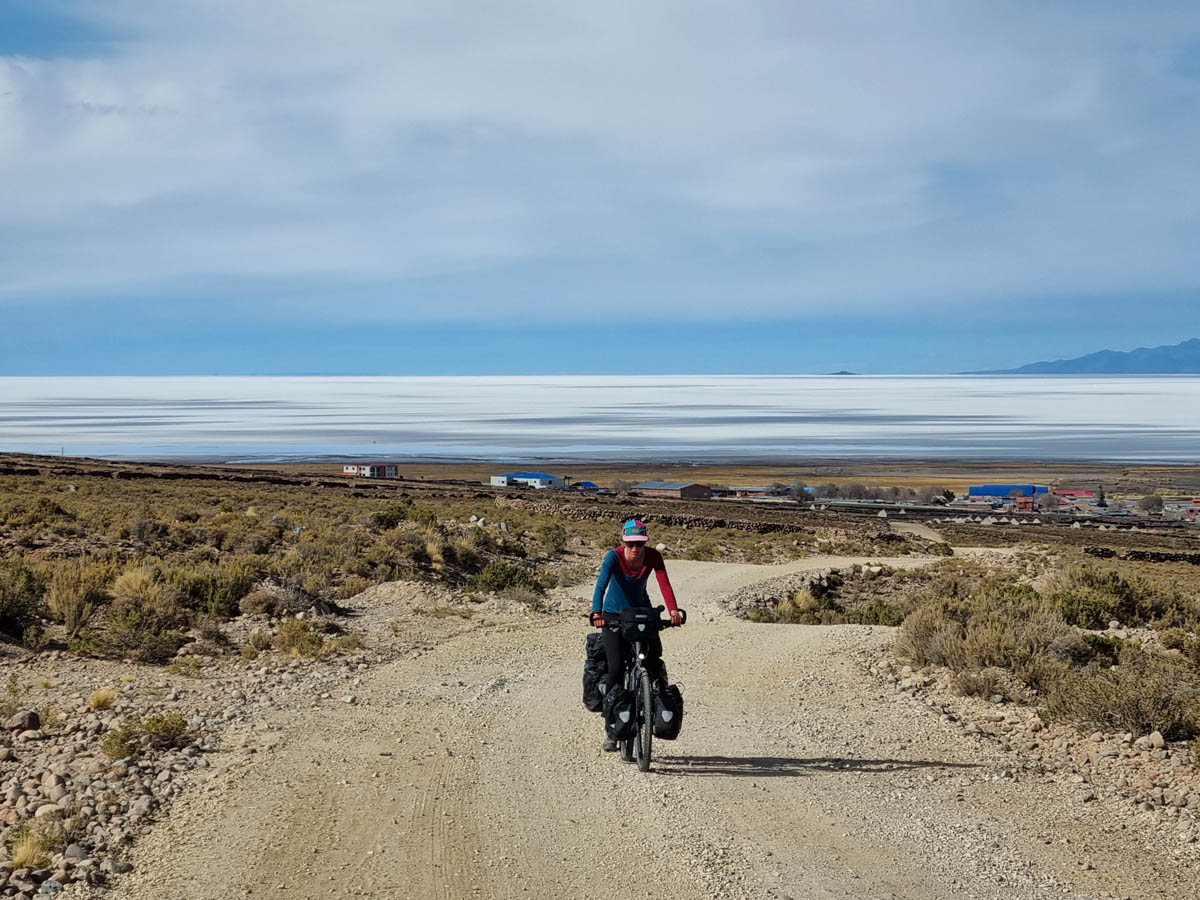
54, 556, 1197, 900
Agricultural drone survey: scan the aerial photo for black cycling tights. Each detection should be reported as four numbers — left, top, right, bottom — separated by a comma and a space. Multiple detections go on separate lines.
601, 626, 665, 690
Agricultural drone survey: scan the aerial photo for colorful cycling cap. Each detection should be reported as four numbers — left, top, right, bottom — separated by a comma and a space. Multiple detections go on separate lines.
622, 519, 649, 542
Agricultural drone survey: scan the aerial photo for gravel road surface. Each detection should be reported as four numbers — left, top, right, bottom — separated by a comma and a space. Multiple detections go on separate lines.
110, 557, 1197, 899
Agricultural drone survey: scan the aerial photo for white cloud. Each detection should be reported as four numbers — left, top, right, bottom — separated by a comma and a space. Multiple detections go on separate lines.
1, 1, 1199, 321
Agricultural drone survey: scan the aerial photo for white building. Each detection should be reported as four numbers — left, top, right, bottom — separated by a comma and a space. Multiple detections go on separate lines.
344, 462, 399, 478
490, 471, 565, 489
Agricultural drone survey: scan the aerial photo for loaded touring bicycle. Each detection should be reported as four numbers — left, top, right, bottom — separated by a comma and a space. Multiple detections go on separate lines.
585, 605, 686, 772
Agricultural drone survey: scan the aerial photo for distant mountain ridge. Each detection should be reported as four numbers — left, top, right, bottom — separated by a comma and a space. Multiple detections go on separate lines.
968, 338, 1200, 375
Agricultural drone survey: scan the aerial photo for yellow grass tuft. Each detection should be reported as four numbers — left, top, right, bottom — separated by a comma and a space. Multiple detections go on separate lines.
9, 828, 51, 869
89, 688, 118, 710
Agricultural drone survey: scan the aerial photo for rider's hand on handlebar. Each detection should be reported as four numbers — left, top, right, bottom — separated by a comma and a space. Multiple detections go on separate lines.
590, 612, 605, 628
669, 610, 683, 626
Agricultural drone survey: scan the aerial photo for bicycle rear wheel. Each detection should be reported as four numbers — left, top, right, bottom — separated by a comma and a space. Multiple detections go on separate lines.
635, 670, 653, 772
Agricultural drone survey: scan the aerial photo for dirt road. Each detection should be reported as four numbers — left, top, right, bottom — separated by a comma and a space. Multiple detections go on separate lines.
114, 557, 1197, 900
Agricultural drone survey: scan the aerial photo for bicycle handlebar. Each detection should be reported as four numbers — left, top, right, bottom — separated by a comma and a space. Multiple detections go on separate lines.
588, 607, 686, 627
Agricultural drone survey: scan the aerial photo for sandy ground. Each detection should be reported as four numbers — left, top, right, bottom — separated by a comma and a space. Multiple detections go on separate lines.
107, 556, 1198, 900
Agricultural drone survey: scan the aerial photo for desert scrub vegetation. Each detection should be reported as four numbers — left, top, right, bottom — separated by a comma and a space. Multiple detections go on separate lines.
748, 584, 909, 627
0, 469, 588, 659
748, 560, 993, 627
897, 566, 1200, 739
100, 711, 196, 759
89, 688, 118, 710
1044, 564, 1200, 631
0, 557, 45, 637
5, 823, 54, 869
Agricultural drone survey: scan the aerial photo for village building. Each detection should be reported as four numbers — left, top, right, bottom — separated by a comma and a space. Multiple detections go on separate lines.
490, 472, 566, 489
632, 480, 711, 499
342, 462, 399, 478
967, 484, 1050, 500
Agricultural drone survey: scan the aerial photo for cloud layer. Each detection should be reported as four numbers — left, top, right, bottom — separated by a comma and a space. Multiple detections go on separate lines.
2, 1, 1199, 325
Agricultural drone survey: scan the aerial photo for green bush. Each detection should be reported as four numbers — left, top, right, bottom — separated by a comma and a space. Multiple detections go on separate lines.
273, 619, 324, 657
0, 558, 45, 637
101, 721, 141, 759
22, 625, 49, 652
409, 506, 438, 529
101, 712, 195, 758
896, 579, 1072, 688
97, 567, 189, 663
1045, 646, 1200, 739
499, 541, 527, 558
537, 522, 567, 554
474, 561, 543, 594
140, 711, 195, 749
370, 505, 409, 530
173, 558, 262, 618
1046, 565, 1178, 629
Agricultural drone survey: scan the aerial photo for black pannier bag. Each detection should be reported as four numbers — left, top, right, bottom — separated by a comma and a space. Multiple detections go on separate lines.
585, 631, 606, 662
653, 684, 684, 740
603, 684, 636, 741
618, 606, 661, 641
582, 632, 608, 712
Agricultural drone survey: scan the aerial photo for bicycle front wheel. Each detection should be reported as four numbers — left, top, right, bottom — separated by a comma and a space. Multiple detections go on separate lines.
635, 670, 653, 772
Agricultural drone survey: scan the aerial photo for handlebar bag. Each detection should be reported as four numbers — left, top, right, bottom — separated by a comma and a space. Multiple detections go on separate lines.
618, 606, 661, 641
652, 684, 684, 740
602, 684, 636, 740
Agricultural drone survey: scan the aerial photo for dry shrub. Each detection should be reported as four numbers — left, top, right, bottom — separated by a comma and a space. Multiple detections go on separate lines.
324, 633, 364, 654
1161, 627, 1190, 651
100, 721, 141, 759
89, 688, 118, 710
334, 576, 370, 600
894, 598, 967, 669
777, 588, 819, 622
111, 568, 160, 606
47, 561, 110, 636
140, 711, 194, 749
101, 712, 194, 759
898, 579, 1071, 682
1045, 565, 1195, 630
238, 588, 281, 616
1045, 645, 1200, 739
248, 629, 273, 651
7, 825, 52, 869
98, 567, 189, 663
953, 667, 1009, 699
274, 619, 324, 657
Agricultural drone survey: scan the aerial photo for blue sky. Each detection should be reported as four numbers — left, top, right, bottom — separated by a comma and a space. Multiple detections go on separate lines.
1, 1, 1198, 374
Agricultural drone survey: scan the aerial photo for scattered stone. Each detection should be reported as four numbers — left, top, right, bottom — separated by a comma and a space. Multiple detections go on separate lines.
5, 711, 40, 732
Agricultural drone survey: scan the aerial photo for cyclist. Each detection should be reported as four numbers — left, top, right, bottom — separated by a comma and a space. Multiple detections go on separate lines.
590, 519, 683, 751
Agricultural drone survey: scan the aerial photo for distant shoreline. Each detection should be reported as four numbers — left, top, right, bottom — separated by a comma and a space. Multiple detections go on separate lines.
7, 451, 1200, 495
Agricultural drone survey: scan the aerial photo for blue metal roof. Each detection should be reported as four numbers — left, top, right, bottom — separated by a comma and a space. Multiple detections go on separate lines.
968, 484, 1049, 497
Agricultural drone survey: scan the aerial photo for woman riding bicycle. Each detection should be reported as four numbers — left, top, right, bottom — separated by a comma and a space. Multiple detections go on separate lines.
590, 519, 683, 751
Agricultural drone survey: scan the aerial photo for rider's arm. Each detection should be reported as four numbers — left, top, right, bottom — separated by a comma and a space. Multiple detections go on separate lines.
649, 553, 679, 614
591, 550, 616, 613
